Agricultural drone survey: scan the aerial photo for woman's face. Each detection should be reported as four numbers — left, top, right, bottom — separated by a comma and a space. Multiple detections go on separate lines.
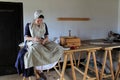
35, 18, 43, 25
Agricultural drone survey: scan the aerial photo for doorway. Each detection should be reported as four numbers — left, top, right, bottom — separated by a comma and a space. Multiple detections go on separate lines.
0, 2, 23, 75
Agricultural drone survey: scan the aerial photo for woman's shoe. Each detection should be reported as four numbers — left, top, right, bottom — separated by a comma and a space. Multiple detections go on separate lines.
39, 73, 47, 80
36, 76, 47, 80
36, 71, 47, 80
39, 77, 46, 80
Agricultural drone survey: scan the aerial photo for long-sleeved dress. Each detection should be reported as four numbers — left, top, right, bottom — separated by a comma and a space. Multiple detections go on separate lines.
15, 22, 63, 77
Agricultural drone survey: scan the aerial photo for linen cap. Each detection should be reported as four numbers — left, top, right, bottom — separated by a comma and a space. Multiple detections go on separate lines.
34, 10, 43, 19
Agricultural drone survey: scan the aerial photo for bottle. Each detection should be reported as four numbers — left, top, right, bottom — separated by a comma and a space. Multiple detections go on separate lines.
69, 30, 71, 37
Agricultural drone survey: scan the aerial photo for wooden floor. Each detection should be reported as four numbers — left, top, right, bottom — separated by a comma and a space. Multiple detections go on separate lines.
0, 68, 119, 80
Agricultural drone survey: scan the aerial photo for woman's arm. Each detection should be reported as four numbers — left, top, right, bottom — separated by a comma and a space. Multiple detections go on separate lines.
25, 36, 41, 42
41, 23, 49, 44
24, 23, 33, 41
24, 23, 40, 42
24, 36, 33, 41
24, 23, 49, 44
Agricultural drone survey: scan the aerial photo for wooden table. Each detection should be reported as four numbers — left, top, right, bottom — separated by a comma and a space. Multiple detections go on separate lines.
54, 45, 101, 80
54, 39, 120, 80
84, 39, 120, 80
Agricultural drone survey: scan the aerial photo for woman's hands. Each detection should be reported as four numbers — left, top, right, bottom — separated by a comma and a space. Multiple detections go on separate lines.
41, 35, 49, 45
32, 37, 41, 42
25, 35, 48, 45
32, 37, 48, 45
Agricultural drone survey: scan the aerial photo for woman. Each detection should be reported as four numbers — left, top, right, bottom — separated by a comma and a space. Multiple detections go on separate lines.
15, 10, 63, 80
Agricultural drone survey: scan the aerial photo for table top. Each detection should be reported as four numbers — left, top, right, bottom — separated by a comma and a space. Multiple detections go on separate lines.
64, 39, 120, 52
64, 45, 102, 53
82, 39, 120, 49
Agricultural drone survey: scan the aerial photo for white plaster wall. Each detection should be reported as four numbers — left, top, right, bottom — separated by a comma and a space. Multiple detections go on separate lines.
118, 0, 120, 33
0, 0, 118, 40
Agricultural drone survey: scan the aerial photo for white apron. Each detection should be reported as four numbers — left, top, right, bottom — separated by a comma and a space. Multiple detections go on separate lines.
24, 22, 63, 70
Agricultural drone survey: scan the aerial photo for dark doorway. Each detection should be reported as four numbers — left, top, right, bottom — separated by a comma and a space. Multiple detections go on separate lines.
0, 2, 23, 75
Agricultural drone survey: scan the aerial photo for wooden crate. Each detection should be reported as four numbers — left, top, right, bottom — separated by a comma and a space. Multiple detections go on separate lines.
60, 36, 81, 47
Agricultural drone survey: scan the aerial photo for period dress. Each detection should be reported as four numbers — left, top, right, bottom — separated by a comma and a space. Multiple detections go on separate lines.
15, 22, 63, 77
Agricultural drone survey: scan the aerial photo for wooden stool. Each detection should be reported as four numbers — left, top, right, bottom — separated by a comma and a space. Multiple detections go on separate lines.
47, 60, 62, 73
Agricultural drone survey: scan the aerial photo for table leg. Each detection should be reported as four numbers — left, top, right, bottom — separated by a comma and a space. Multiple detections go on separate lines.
83, 51, 91, 80
72, 54, 76, 66
77, 52, 82, 67
108, 50, 114, 80
92, 50, 99, 80
100, 50, 107, 80
115, 63, 120, 80
60, 53, 68, 80
69, 53, 76, 80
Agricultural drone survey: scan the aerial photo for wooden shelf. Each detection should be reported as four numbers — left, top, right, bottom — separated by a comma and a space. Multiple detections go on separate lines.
57, 17, 90, 21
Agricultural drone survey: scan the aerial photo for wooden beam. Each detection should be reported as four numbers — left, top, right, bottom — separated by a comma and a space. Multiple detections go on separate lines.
57, 17, 90, 21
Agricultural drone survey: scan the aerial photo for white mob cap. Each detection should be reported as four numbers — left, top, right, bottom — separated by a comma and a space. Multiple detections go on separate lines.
34, 10, 43, 19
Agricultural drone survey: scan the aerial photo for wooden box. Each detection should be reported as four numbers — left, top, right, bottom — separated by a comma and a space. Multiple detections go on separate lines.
60, 36, 81, 47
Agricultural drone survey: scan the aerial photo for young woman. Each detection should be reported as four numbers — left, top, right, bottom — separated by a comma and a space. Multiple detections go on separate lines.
15, 10, 63, 80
